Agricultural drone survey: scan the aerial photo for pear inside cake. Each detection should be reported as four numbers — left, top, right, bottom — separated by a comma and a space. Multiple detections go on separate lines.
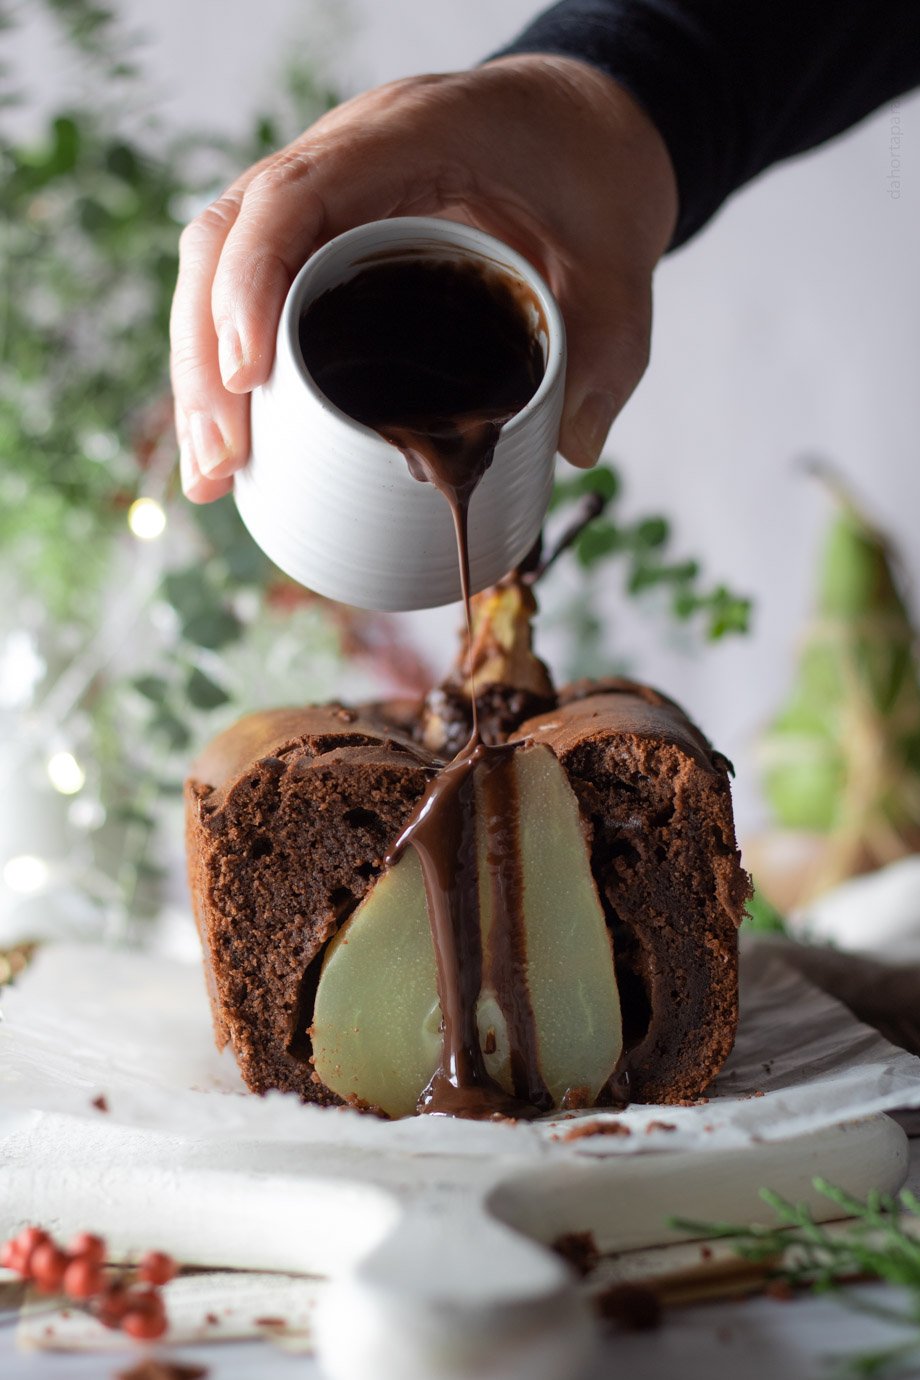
185, 584, 749, 1118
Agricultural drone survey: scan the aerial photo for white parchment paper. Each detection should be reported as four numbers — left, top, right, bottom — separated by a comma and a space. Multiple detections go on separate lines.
1, 940, 919, 1158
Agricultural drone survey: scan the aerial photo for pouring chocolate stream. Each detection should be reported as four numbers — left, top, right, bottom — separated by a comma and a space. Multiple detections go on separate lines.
300, 254, 551, 1117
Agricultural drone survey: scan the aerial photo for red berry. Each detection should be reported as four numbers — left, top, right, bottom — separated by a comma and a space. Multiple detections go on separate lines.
121, 1293, 168, 1341
68, 1233, 106, 1266
30, 1243, 68, 1294
17, 1227, 50, 1253
96, 1281, 130, 1329
63, 1257, 104, 1300
1, 1239, 24, 1271
13, 1227, 50, 1275
137, 1250, 177, 1286
126, 1287, 165, 1317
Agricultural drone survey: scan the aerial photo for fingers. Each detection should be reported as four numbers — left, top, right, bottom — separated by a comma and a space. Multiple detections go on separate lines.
172, 91, 446, 501
556, 278, 652, 469
171, 182, 255, 495
209, 128, 423, 399
175, 409, 234, 504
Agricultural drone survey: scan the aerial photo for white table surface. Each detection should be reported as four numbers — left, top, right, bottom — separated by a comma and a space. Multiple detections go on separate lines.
3, 1122, 918, 1380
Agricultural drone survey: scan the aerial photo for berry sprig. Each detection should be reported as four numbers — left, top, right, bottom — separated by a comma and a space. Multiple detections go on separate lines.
1, 1226, 176, 1341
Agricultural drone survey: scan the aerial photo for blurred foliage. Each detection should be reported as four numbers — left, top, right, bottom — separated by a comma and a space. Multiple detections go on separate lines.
1, 1, 751, 935
0, 0, 337, 624
0, 0, 357, 931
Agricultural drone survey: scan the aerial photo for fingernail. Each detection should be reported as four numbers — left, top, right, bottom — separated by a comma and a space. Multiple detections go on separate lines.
188, 411, 230, 476
573, 390, 617, 466
218, 321, 245, 387
179, 439, 197, 495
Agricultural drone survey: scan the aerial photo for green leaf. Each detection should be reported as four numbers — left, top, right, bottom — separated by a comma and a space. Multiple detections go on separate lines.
185, 665, 231, 709
551, 464, 620, 510
50, 114, 80, 172
182, 608, 242, 651
574, 520, 623, 567
706, 593, 752, 640
149, 707, 192, 751
634, 516, 670, 549
105, 140, 140, 182
132, 674, 169, 703
162, 567, 212, 622
253, 115, 280, 152
628, 560, 699, 594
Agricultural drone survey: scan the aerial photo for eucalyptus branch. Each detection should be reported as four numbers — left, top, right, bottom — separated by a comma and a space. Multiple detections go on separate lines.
550, 465, 752, 643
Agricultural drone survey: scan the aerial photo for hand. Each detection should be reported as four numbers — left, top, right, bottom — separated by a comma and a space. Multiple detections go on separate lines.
170, 55, 677, 502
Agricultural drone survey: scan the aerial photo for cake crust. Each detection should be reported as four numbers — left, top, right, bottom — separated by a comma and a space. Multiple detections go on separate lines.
186, 705, 434, 1101
517, 683, 748, 1103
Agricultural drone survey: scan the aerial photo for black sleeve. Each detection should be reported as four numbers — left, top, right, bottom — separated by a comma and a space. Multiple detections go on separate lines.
492, 0, 920, 247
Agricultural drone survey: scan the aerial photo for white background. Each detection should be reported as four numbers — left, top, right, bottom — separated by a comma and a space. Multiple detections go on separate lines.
11, 0, 920, 833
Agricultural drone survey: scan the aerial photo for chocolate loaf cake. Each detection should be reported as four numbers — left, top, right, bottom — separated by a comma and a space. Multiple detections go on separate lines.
185, 677, 749, 1114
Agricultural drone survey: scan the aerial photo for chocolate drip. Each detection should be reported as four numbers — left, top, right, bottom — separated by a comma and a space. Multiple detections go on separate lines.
479, 750, 552, 1112
301, 254, 548, 1119
387, 739, 534, 1119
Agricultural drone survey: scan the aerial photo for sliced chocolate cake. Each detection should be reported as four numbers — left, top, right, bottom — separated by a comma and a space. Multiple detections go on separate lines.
185, 596, 749, 1117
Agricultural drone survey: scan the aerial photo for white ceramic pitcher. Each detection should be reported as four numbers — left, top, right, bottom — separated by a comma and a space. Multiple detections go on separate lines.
234, 216, 566, 612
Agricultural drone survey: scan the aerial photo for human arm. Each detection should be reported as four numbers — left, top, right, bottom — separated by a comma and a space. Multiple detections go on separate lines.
495, 0, 920, 246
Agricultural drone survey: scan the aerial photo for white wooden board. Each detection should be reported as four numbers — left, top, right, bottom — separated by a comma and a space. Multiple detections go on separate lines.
0, 1109, 907, 1380
2, 942, 919, 1379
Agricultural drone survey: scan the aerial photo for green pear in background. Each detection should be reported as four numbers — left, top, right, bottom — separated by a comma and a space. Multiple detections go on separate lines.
756, 466, 920, 905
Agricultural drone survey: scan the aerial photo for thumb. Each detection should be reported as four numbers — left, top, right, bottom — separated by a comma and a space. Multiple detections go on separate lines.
556, 280, 653, 469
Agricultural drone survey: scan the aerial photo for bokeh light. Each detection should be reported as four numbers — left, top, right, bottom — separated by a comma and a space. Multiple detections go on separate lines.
47, 750, 86, 795
3, 855, 50, 895
127, 497, 167, 541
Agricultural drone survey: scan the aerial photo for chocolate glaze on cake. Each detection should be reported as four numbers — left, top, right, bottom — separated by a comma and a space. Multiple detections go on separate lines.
186, 682, 748, 1109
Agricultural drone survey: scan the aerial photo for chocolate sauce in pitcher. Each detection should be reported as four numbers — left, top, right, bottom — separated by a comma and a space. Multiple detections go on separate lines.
300, 254, 551, 1118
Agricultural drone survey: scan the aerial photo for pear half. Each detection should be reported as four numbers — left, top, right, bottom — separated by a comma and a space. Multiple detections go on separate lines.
310, 744, 622, 1117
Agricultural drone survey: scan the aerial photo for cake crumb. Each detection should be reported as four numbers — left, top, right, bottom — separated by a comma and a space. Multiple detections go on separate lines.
551, 1231, 600, 1277
91, 1094, 109, 1113
645, 1120, 677, 1134
563, 1119, 631, 1141
255, 1316, 287, 1329
341, 1094, 389, 1119
116, 1362, 209, 1380
595, 1282, 662, 1332
483, 1028, 497, 1055
560, 1085, 592, 1111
